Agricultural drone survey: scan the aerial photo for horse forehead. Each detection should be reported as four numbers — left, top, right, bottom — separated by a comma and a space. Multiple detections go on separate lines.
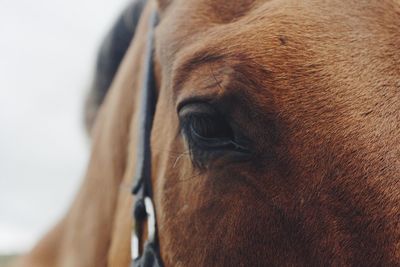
157, 0, 396, 72
165, 0, 394, 21
158, 3, 382, 102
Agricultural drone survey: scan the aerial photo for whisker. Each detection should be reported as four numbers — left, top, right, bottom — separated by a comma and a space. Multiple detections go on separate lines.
173, 150, 190, 168
177, 172, 202, 183
209, 65, 224, 91
151, 147, 187, 155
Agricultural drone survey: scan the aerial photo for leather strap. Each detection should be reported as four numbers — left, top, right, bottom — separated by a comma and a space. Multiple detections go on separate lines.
131, 7, 162, 267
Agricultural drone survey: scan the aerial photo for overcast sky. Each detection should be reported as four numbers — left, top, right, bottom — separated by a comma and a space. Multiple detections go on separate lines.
0, 0, 128, 254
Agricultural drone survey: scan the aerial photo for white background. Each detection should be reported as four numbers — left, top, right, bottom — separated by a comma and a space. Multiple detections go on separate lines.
0, 0, 128, 254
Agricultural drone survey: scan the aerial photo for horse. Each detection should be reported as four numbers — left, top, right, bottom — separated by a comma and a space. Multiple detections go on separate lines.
12, 0, 400, 266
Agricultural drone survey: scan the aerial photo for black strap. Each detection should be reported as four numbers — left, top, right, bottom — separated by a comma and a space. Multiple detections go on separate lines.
131, 8, 162, 267
132, 9, 158, 196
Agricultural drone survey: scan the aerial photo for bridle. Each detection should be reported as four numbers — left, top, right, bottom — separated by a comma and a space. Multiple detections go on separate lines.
130, 9, 163, 267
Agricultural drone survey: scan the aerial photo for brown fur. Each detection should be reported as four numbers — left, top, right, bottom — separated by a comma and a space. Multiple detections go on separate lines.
13, 0, 400, 266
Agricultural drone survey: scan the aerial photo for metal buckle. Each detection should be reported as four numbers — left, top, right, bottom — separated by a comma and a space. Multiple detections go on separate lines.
132, 197, 156, 260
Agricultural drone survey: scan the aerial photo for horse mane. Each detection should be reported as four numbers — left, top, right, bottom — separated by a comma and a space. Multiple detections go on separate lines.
12, 1, 157, 267
84, 0, 146, 134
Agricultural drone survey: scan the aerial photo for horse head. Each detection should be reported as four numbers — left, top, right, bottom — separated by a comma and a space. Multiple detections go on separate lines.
13, 1, 400, 266
148, 0, 400, 265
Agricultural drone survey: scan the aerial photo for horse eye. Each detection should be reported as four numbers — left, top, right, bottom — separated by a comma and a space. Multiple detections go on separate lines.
179, 103, 233, 147
178, 103, 252, 167
178, 103, 251, 154
189, 113, 233, 140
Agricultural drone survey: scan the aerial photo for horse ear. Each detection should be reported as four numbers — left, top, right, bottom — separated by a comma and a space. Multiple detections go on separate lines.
156, 0, 171, 11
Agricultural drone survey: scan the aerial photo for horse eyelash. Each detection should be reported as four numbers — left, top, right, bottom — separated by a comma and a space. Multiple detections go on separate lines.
179, 120, 212, 170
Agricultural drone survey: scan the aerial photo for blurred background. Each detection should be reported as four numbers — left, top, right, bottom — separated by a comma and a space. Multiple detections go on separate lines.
0, 0, 128, 260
